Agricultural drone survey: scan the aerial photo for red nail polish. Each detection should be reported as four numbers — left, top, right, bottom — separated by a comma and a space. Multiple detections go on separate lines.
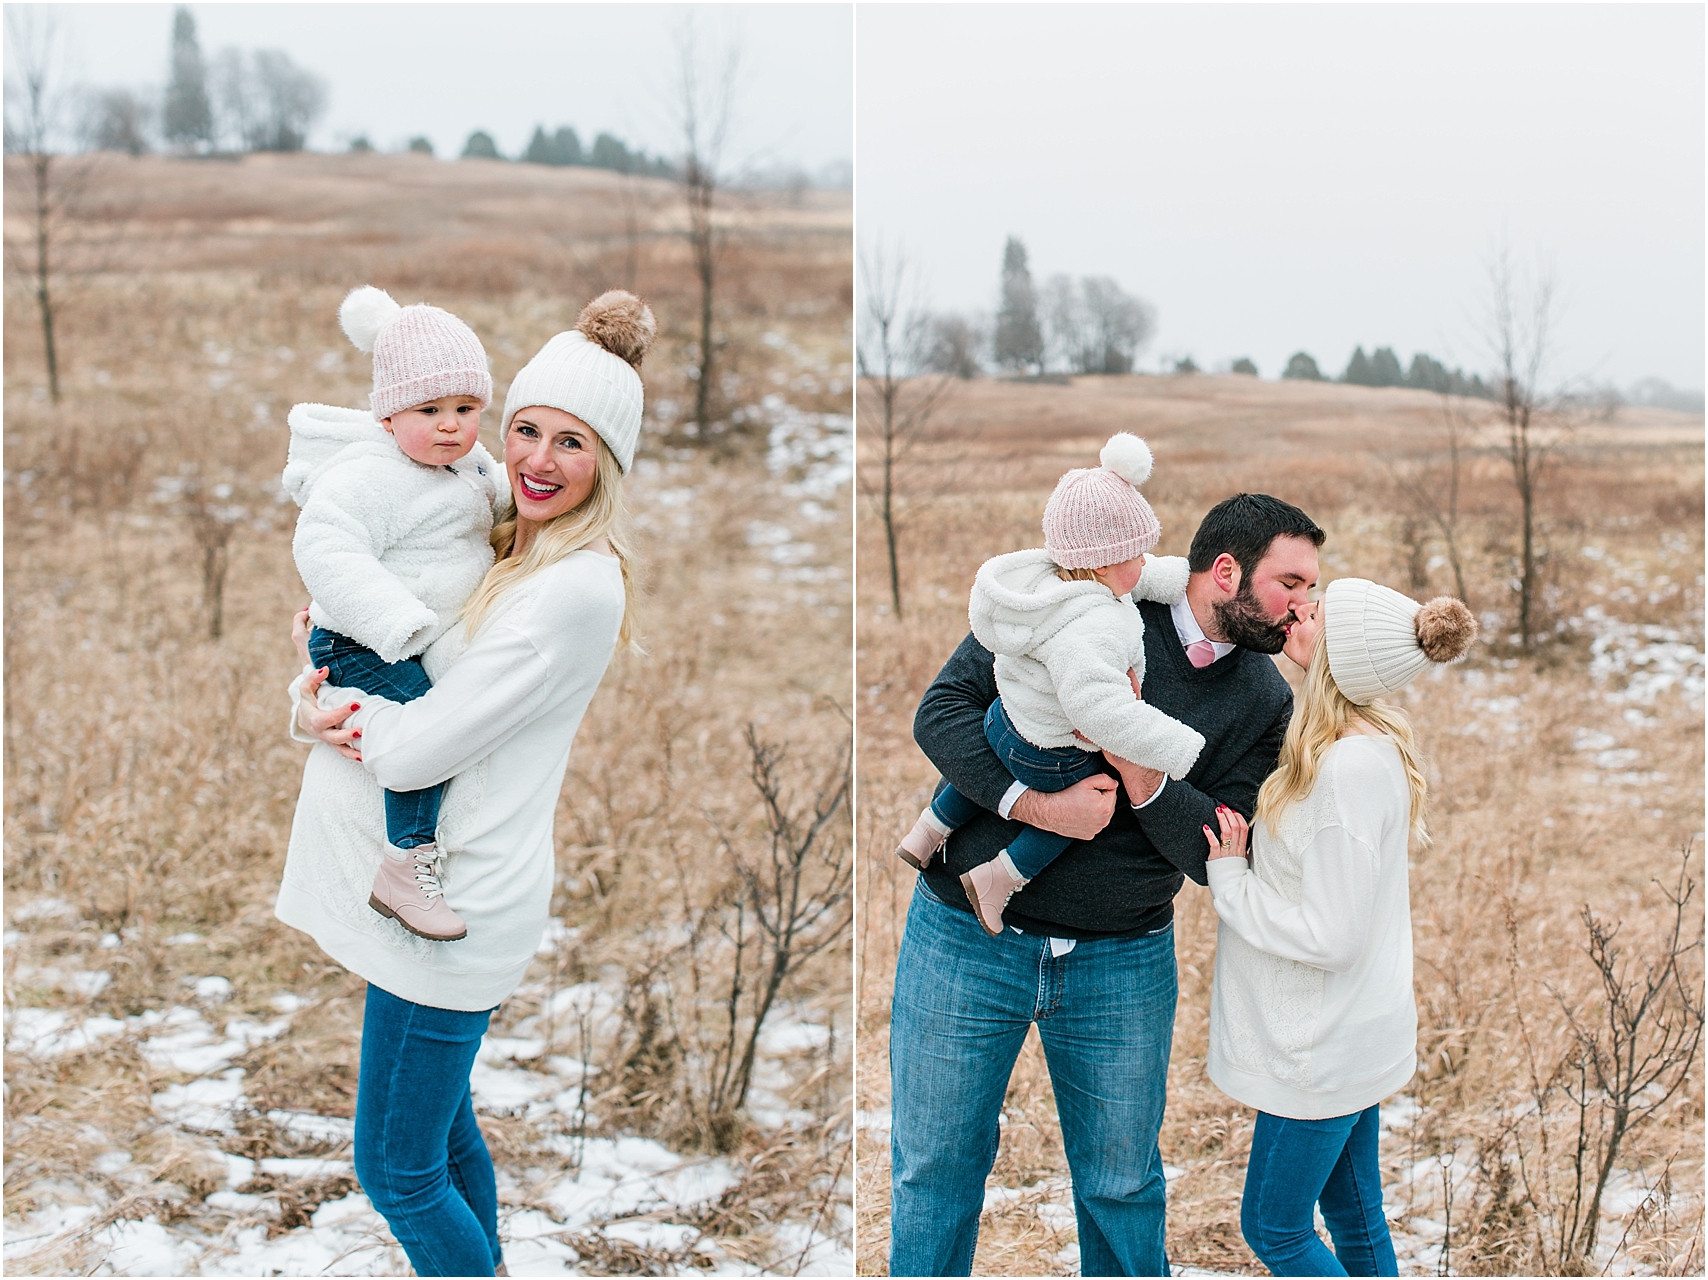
352, 730, 362, 739
350, 703, 360, 711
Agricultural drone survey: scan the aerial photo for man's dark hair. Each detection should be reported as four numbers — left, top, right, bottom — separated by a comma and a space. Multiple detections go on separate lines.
1187, 493, 1325, 577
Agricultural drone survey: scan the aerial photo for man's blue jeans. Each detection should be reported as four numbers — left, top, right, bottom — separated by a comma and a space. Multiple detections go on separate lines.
354, 984, 502, 1277
1241, 1105, 1397, 1277
889, 880, 1177, 1277
308, 626, 445, 849
928, 697, 1109, 880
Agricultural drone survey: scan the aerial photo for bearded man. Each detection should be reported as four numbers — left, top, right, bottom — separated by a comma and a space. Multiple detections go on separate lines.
889, 493, 1325, 1277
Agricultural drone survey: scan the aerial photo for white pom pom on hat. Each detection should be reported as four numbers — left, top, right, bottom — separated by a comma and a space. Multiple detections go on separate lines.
337, 285, 492, 421
339, 286, 402, 355
1099, 432, 1153, 486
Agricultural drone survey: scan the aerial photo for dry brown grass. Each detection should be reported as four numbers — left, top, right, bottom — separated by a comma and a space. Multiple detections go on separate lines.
5, 152, 851, 1273
854, 373, 1703, 1275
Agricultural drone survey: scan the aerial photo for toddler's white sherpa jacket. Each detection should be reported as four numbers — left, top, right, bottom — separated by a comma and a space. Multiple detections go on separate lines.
284, 403, 507, 663
968, 548, 1205, 780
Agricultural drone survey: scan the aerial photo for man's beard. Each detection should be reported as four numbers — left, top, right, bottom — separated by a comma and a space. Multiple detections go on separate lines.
1212, 580, 1292, 653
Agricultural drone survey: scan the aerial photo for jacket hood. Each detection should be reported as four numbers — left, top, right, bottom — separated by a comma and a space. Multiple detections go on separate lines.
969, 548, 1194, 657
282, 403, 390, 507
970, 548, 1117, 656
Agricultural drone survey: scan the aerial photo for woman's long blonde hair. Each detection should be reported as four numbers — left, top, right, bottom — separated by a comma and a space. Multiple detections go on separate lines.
1254, 627, 1430, 845
460, 434, 641, 649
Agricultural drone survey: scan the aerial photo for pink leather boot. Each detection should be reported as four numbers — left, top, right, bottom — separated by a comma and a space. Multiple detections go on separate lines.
368, 844, 468, 942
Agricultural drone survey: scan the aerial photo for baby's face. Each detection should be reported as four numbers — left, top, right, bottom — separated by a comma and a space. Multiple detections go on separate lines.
1093, 554, 1147, 597
382, 396, 483, 467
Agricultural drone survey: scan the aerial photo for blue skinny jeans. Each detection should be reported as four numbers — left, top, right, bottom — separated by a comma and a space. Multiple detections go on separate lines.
928, 696, 1109, 880
889, 879, 1176, 1276
354, 983, 502, 1276
1241, 1105, 1397, 1276
307, 626, 445, 850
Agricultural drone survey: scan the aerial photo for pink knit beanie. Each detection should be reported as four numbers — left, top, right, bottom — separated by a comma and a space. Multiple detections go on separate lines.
1043, 433, 1162, 570
338, 286, 493, 421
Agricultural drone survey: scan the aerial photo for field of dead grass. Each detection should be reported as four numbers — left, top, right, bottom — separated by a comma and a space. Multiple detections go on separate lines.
854, 373, 1703, 1276
4, 152, 853, 1275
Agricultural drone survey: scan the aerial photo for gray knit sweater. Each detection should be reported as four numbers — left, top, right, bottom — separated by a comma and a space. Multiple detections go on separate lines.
913, 599, 1294, 939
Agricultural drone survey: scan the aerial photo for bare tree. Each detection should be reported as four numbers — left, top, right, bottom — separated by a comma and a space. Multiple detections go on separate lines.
1505, 845, 1704, 1273
4, 8, 73, 401
1553, 844, 1703, 1266
1041, 273, 1156, 375
1484, 249, 1565, 651
81, 87, 153, 156
705, 726, 850, 1130
674, 17, 739, 440
209, 47, 253, 152
857, 241, 955, 618
207, 48, 324, 152
1384, 389, 1474, 607
924, 312, 985, 380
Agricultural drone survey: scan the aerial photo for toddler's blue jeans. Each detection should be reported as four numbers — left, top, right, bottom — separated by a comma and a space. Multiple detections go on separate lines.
1241, 1104, 1397, 1276
928, 696, 1108, 879
308, 626, 444, 849
354, 983, 502, 1277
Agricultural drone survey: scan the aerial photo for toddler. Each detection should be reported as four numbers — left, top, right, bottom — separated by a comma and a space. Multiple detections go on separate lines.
897, 433, 1205, 934
283, 286, 505, 942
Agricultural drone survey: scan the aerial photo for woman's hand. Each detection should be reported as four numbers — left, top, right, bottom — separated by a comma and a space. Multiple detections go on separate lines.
297, 666, 363, 761
1204, 804, 1249, 862
292, 605, 312, 666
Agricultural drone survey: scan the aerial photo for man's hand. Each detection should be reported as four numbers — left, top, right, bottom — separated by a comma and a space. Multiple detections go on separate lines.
1101, 749, 1165, 806
1011, 773, 1119, 841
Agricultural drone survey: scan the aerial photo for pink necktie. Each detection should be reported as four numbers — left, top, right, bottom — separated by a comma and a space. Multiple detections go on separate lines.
1186, 640, 1217, 669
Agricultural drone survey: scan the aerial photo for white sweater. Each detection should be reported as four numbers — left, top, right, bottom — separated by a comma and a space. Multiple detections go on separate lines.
967, 549, 1205, 780
1206, 735, 1418, 1119
276, 551, 624, 1011
283, 403, 506, 663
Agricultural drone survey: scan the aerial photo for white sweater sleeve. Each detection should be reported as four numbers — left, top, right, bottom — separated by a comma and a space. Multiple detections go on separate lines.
1206, 825, 1380, 972
338, 623, 555, 792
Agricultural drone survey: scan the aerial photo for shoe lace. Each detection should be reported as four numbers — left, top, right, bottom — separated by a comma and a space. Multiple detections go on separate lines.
410, 847, 447, 900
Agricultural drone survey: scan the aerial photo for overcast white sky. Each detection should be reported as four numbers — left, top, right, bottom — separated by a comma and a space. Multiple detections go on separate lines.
857, 4, 1705, 391
25, 2, 852, 175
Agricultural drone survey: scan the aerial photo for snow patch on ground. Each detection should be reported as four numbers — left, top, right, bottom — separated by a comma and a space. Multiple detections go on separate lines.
1579, 605, 1705, 706
6, 985, 847, 1276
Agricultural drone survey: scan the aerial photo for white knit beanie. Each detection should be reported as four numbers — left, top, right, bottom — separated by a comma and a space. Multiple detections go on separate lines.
501, 291, 656, 473
339, 286, 492, 421
1324, 578, 1479, 705
1043, 433, 1163, 570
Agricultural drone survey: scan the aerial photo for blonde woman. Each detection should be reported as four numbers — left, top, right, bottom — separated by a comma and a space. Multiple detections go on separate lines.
282, 293, 651, 1277
1202, 579, 1477, 1277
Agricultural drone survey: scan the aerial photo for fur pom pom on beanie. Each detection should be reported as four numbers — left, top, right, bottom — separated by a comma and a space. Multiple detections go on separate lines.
339, 286, 492, 421
1043, 432, 1163, 570
501, 290, 655, 473
1323, 579, 1478, 705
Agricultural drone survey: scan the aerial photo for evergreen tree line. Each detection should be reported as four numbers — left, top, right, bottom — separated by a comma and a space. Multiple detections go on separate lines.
455, 124, 675, 178
78, 6, 668, 179
1281, 346, 1494, 398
